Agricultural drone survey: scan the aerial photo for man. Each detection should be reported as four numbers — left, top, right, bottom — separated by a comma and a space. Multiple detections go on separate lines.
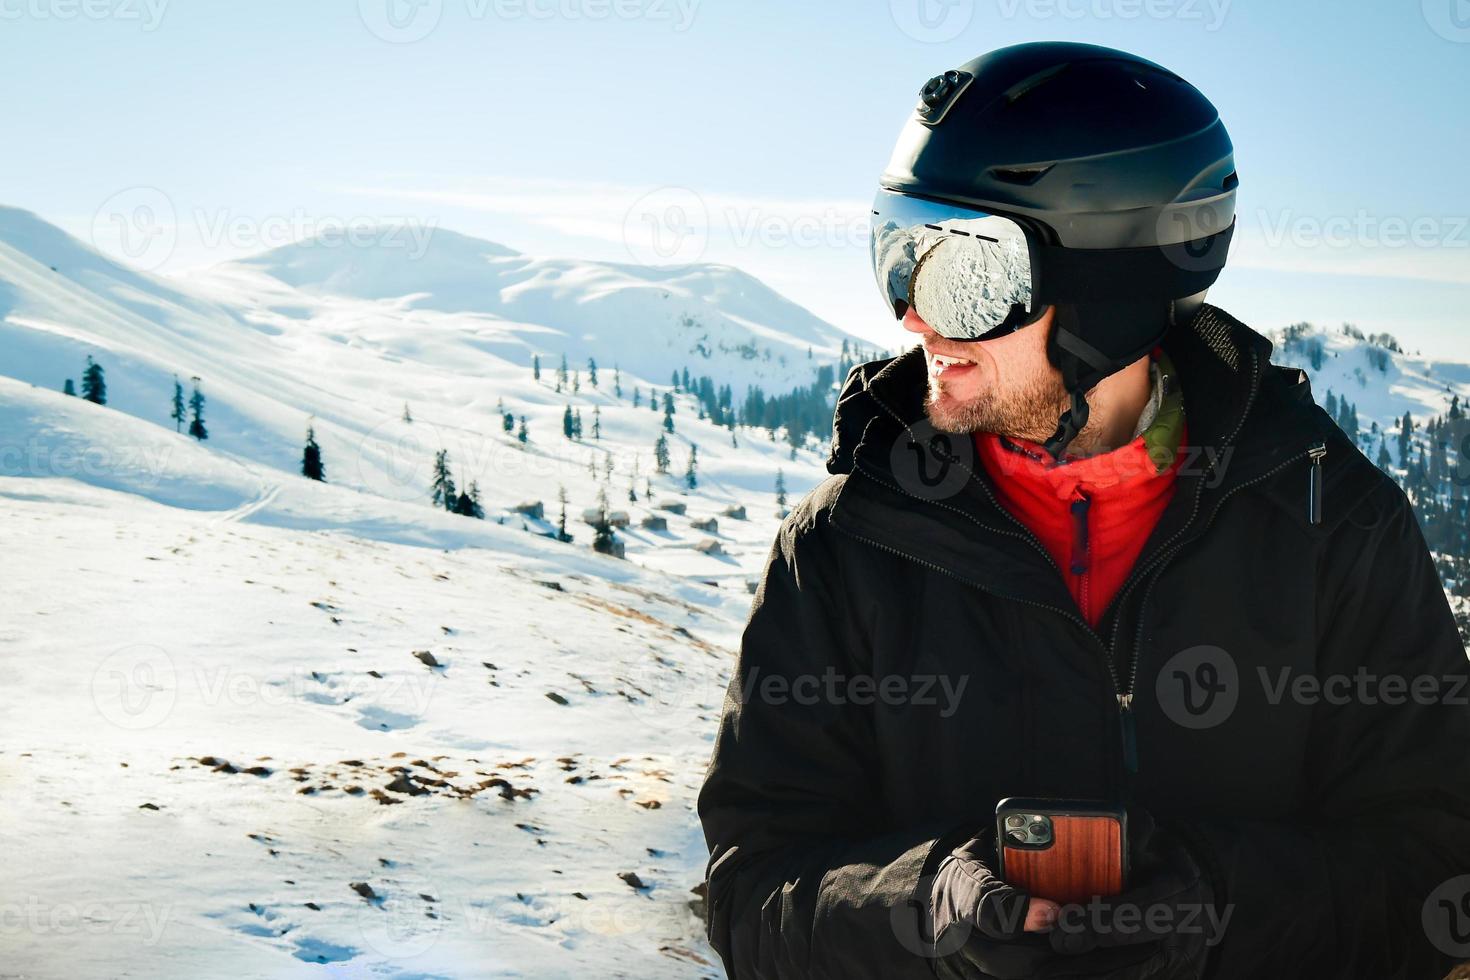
698, 42, 1470, 980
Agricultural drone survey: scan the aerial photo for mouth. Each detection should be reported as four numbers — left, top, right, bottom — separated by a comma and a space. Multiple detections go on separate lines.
926, 349, 979, 380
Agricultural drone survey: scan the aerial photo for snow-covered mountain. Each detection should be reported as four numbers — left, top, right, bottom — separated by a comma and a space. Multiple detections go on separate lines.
0, 205, 864, 978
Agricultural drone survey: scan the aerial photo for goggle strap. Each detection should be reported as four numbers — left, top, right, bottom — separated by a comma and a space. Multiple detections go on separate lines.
1033, 222, 1234, 306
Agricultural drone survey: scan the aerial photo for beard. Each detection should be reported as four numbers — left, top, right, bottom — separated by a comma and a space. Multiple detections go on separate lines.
925, 371, 1073, 445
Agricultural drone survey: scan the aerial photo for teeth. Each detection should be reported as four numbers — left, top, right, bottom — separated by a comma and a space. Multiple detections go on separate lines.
931, 353, 972, 367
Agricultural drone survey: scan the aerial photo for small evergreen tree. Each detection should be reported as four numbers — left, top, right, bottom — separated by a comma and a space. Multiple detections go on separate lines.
170, 376, 185, 432
563, 405, 575, 440
80, 356, 106, 405
671, 370, 680, 391
572, 408, 583, 440
650, 388, 659, 413
63, 379, 76, 397
403, 403, 413, 424
431, 450, 456, 510
302, 425, 325, 481
587, 358, 598, 388
556, 485, 572, 542
776, 468, 788, 508
503, 412, 515, 433
654, 434, 670, 474
532, 354, 541, 382
684, 445, 698, 490
592, 405, 602, 440
633, 387, 641, 408
557, 354, 568, 392
454, 480, 484, 519
517, 416, 529, 444
187, 381, 208, 441
573, 369, 581, 395
662, 393, 675, 433
613, 366, 622, 399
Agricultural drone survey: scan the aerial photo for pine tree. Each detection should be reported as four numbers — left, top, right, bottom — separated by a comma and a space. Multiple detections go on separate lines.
572, 409, 583, 440
684, 445, 698, 490
662, 393, 675, 433
187, 381, 208, 441
302, 425, 325, 481
650, 388, 659, 413
556, 485, 571, 542
671, 370, 680, 391
557, 354, 568, 392
654, 434, 670, 474
563, 405, 575, 440
587, 358, 598, 388
592, 405, 602, 440
532, 354, 541, 382
431, 450, 456, 510
170, 376, 185, 432
80, 356, 106, 405
681, 367, 691, 391
633, 387, 641, 409
63, 379, 75, 396
643, 477, 652, 501
403, 403, 413, 424
775, 468, 788, 509
573, 370, 581, 395
613, 366, 622, 399
503, 412, 515, 433
1399, 412, 1414, 466
1376, 437, 1392, 472
454, 480, 484, 519
517, 416, 529, 444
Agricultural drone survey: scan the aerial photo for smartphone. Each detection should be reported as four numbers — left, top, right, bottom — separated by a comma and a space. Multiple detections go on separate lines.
994, 798, 1127, 905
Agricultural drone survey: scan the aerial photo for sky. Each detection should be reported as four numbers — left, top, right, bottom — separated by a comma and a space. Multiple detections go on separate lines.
1, 0, 1467, 356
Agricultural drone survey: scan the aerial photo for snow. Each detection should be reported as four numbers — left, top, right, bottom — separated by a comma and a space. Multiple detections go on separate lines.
0, 205, 855, 978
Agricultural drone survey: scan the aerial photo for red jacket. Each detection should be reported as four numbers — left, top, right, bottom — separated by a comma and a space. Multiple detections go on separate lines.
975, 422, 1187, 627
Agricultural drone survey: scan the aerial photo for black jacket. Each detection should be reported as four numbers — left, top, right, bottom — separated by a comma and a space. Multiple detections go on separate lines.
698, 306, 1470, 979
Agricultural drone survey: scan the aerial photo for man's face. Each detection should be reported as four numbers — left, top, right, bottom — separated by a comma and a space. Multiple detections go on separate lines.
903, 305, 1070, 442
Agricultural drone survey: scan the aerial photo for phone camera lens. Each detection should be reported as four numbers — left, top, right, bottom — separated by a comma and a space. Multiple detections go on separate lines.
1007, 829, 1027, 844
1028, 822, 1049, 838
1006, 816, 1024, 828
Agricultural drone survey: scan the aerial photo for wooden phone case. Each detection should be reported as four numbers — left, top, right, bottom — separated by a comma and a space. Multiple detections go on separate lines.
996, 802, 1125, 905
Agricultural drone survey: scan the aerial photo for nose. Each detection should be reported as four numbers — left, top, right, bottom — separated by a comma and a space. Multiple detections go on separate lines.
901, 306, 935, 336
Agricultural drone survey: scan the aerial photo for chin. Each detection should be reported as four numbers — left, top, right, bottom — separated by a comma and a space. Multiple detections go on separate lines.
925, 384, 986, 434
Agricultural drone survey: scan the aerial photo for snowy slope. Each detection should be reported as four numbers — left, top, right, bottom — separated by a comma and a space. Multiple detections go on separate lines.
0, 207, 865, 978
1267, 322, 1470, 465
2, 472, 732, 979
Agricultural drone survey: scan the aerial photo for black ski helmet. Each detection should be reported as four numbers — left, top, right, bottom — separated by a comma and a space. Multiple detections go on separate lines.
874, 41, 1237, 457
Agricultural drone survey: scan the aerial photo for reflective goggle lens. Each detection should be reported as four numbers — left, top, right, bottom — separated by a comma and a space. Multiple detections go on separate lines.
870, 188, 1036, 340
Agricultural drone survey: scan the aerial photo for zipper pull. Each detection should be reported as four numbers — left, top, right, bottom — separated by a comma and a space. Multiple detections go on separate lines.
1307, 442, 1327, 525
1118, 693, 1138, 775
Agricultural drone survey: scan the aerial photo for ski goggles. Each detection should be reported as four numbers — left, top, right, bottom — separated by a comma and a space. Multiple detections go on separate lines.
870, 187, 1234, 341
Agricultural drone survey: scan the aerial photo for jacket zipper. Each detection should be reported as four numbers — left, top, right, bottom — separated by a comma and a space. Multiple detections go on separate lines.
1069, 490, 1091, 624
1308, 441, 1327, 525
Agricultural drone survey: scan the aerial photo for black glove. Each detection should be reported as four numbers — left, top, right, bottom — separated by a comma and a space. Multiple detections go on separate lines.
1044, 811, 1220, 980
927, 830, 1055, 980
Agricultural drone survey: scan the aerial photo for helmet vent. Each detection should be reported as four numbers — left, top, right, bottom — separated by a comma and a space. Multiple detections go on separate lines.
990, 164, 1054, 186
1223, 171, 1240, 191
